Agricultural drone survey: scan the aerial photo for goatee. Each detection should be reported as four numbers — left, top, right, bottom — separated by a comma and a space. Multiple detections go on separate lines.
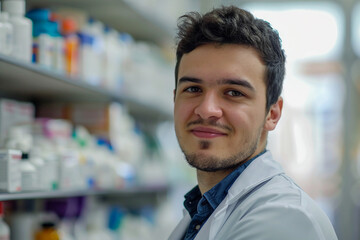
183, 137, 258, 172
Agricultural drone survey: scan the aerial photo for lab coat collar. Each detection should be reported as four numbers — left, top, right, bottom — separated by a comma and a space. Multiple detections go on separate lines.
169, 151, 284, 240
195, 150, 284, 240
227, 150, 284, 204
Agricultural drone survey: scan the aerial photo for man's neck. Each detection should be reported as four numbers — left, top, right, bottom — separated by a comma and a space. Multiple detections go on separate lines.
196, 148, 267, 195
197, 169, 234, 195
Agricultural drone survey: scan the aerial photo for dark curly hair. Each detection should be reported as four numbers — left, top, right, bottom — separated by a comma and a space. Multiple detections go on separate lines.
175, 6, 286, 111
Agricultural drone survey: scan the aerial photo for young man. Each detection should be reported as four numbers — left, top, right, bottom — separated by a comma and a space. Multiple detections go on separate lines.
169, 6, 338, 240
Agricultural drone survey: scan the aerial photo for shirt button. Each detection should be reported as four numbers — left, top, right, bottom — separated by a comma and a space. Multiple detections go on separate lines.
195, 225, 201, 230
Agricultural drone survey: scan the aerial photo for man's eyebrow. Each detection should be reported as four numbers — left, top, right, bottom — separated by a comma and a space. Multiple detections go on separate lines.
219, 79, 256, 92
177, 77, 256, 92
178, 77, 202, 85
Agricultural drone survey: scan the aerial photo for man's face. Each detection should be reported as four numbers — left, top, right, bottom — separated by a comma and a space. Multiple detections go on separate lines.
174, 43, 276, 172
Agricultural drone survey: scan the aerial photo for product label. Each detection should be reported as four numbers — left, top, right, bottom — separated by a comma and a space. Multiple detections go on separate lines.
10, 153, 21, 161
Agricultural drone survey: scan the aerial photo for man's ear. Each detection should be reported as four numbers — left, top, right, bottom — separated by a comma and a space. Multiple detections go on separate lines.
173, 89, 176, 102
264, 97, 283, 131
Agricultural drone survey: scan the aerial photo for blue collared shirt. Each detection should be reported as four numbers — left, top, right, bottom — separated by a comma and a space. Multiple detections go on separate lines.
182, 150, 266, 240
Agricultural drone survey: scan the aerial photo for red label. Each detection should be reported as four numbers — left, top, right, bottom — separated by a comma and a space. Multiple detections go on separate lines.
11, 154, 22, 160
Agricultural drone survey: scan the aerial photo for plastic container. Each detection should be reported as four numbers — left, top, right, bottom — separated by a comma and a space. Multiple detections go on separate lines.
2, 0, 32, 62
42, 152, 59, 190
20, 153, 38, 191
78, 31, 95, 83
26, 9, 54, 68
50, 14, 65, 73
0, 9, 13, 56
35, 222, 60, 240
30, 154, 47, 190
10, 211, 37, 240
61, 18, 79, 77
58, 149, 84, 190
0, 202, 10, 240
103, 26, 120, 89
30, 139, 59, 191
116, 33, 133, 91
79, 18, 104, 85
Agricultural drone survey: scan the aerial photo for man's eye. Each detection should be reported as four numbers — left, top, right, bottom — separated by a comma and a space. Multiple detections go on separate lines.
226, 90, 243, 97
184, 86, 201, 93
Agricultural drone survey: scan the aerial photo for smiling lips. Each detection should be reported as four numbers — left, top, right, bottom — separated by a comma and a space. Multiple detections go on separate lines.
190, 126, 227, 138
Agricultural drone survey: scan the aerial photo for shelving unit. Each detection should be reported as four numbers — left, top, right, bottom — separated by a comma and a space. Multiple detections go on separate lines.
25, 0, 175, 45
0, 53, 171, 201
0, 0, 174, 211
0, 184, 168, 201
0, 0, 176, 122
0, 54, 172, 200
0, 55, 173, 122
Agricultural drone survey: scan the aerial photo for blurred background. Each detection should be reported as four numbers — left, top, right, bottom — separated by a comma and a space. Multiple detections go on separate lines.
0, 0, 359, 239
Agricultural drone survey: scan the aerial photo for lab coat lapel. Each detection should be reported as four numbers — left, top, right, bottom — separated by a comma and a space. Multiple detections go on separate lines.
168, 209, 191, 240
226, 151, 284, 206
196, 151, 284, 240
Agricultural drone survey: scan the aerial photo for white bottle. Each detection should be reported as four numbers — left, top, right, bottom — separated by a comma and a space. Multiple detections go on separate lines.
51, 21, 65, 73
0, 202, 10, 240
20, 153, 38, 191
9, 212, 34, 240
30, 155, 46, 190
0, 7, 13, 56
79, 19, 104, 85
103, 27, 120, 90
2, 0, 32, 62
42, 150, 59, 190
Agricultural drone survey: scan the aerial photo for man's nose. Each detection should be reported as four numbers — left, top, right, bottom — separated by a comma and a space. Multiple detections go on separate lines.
194, 92, 223, 119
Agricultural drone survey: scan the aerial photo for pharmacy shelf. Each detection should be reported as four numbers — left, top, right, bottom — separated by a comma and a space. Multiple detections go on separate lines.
26, 0, 174, 45
0, 55, 173, 121
0, 183, 168, 201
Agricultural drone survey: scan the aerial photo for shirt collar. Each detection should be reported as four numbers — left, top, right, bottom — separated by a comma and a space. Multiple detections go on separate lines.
184, 185, 202, 218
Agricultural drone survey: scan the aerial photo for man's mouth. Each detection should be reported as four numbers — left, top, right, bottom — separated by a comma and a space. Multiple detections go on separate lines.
190, 126, 227, 139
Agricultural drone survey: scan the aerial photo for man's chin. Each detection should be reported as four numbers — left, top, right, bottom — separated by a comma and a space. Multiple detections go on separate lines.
184, 152, 240, 172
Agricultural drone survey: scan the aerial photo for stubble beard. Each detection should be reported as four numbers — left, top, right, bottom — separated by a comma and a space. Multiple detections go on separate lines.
181, 126, 263, 172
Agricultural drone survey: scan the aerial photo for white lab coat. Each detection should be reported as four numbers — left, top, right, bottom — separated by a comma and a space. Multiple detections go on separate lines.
168, 151, 338, 240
